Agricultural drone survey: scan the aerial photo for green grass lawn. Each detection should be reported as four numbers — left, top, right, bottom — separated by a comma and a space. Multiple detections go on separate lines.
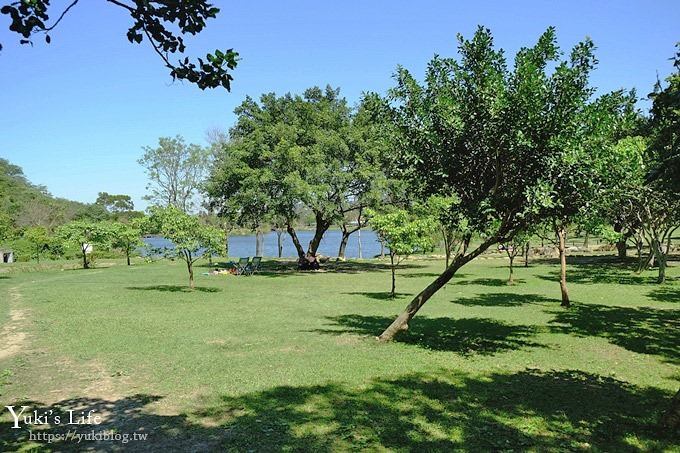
0, 255, 678, 451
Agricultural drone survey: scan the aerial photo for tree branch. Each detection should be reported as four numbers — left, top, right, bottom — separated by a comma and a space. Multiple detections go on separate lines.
43, 0, 80, 32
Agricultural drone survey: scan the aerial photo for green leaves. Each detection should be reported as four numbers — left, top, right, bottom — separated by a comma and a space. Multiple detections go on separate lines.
146, 206, 225, 261
367, 208, 436, 257
2, 0, 238, 91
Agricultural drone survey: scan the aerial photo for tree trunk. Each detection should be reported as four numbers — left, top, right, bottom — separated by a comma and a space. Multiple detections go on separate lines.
557, 226, 570, 307
358, 228, 362, 259
338, 229, 350, 259
308, 211, 330, 256
653, 239, 666, 284
661, 387, 680, 431
378, 241, 494, 341
286, 223, 306, 259
379, 239, 385, 259
255, 228, 264, 256
276, 230, 284, 258
81, 245, 88, 269
524, 241, 530, 268
507, 254, 514, 285
126, 251, 131, 266
583, 231, 589, 248
390, 252, 396, 297
185, 251, 195, 289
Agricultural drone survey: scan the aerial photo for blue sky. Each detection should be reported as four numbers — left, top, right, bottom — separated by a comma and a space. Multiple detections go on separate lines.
1, 1, 678, 210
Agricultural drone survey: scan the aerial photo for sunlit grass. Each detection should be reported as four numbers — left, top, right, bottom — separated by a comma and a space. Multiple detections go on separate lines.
0, 254, 677, 451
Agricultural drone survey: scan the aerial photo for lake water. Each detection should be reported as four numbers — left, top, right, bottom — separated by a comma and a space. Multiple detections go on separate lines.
143, 229, 383, 259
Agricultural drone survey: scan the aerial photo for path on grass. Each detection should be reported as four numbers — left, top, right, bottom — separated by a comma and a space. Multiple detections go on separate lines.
0, 286, 29, 360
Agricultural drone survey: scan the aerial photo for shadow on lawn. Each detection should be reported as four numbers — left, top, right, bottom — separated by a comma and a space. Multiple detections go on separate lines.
535, 256, 658, 286
312, 314, 543, 354
126, 285, 221, 293
454, 277, 526, 287
451, 292, 554, 307
191, 369, 675, 452
0, 394, 232, 452
2, 373, 674, 451
647, 285, 680, 304
343, 291, 411, 300
549, 303, 680, 364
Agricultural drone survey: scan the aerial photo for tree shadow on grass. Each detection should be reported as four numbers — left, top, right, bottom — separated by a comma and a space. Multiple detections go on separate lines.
647, 285, 680, 303
0, 394, 233, 451
535, 256, 659, 286
454, 277, 526, 287
549, 303, 680, 364
192, 369, 676, 452
312, 314, 544, 354
452, 292, 554, 307
125, 285, 221, 293
343, 291, 411, 300
399, 272, 450, 279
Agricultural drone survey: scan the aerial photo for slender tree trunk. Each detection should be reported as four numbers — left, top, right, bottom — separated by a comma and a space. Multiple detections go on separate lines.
524, 241, 530, 267
557, 226, 570, 308
378, 240, 495, 341
379, 239, 385, 259
287, 223, 306, 259
613, 222, 628, 259
81, 245, 88, 269
276, 230, 284, 258
661, 387, 680, 431
255, 228, 264, 256
507, 254, 514, 285
652, 239, 666, 284
338, 228, 350, 259
185, 251, 194, 289
390, 252, 396, 297
126, 250, 131, 266
358, 227, 362, 259
583, 231, 589, 248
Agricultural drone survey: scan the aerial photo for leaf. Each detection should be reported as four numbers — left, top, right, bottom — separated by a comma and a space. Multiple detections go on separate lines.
45, 34, 50, 44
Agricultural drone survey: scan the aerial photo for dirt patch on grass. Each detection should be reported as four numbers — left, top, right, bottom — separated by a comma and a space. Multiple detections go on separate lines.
0, 287, 30, 360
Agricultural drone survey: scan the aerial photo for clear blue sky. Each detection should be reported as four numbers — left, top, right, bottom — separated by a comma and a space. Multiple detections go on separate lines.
1, 1, 678, 210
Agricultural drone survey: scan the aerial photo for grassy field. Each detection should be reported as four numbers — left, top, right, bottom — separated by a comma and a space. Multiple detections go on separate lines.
0, 254, 678, 451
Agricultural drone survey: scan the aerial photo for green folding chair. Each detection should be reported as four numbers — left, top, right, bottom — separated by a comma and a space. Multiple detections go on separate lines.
236, 257, 250, 275
243, 256, 262, 276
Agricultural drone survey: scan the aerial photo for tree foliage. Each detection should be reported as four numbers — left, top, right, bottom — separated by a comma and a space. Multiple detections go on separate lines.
1, 0, 238, 90
368, 208, 435, 297
647, 43, 680, 191
56, 220, 114, 269
207, 86, 388, 259
138, 135, 210, 213
146, 205, 225, 288
376, 26, 628, 340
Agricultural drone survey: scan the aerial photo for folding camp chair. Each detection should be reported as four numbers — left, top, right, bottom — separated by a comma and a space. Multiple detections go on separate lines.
243, 256, 262, 276
236, 257, 250, 275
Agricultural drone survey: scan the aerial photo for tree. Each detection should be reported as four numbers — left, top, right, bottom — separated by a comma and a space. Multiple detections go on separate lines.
647, 43, 680, 192
22, 225, 51, 263
376, 26, 624, 341
110, 219, 143, 266
207, 86, 385, 260
367, 209, 435, 297
56, 220, 113, 269
500, 232, 530, 285
95, 192, 134, 214
146, 206, 225, 288
139, 135, 211, 213
1, 0, 238, 90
